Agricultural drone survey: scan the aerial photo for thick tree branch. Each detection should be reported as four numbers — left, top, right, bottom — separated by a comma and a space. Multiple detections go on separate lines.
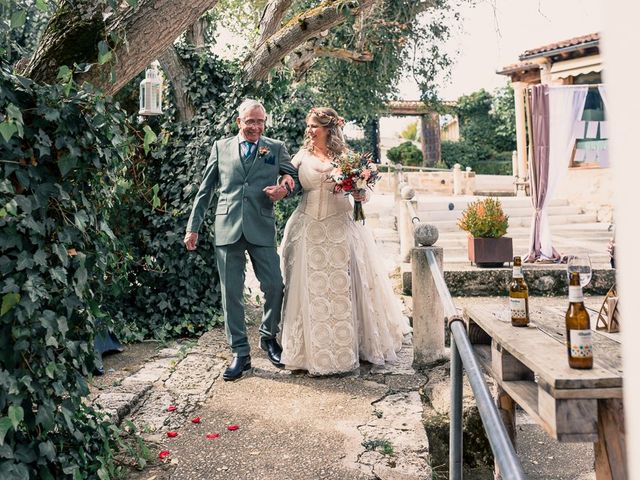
25, 0, 219, 95
158, 46, 195, 122
243, 0, 377, 82
316, 47, 373, 62
257, 0, 293, 46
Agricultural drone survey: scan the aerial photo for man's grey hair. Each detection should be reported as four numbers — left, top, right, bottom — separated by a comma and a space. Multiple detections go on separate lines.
238, 99, 267, 118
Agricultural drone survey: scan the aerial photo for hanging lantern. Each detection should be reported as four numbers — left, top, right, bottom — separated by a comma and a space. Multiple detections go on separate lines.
139, 61, 163, 116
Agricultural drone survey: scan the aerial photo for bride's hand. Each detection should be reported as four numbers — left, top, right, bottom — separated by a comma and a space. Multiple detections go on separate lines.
279, 174, 295, 192
352, 189, 369, 203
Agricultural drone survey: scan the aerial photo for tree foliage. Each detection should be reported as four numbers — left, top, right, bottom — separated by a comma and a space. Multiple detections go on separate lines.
441, 84, 516, 174
0, 67, 146, 479
386, 141, 422, 166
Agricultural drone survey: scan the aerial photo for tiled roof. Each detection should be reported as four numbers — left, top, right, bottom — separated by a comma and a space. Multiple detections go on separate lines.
520, 32, 600, 59
496, 61, 539, 75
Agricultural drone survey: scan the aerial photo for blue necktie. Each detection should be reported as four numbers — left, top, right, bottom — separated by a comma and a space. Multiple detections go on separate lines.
242, 141, 255, 162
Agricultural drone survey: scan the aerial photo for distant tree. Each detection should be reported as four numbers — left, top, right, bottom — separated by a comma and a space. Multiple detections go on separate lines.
387, 141, 422, 166
442, 84, 516, 174
399, 121, 419, 142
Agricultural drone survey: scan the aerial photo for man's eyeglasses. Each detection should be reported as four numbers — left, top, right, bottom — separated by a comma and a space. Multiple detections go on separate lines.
241, 119, 266, 127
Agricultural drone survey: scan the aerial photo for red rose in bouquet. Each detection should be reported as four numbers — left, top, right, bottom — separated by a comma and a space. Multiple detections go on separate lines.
330, 150, 380, 223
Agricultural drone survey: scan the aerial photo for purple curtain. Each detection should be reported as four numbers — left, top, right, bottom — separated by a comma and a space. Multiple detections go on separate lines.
524, 84, 561, 262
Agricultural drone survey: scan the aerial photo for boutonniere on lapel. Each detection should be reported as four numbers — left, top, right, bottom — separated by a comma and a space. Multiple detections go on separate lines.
259, 146, 275, 165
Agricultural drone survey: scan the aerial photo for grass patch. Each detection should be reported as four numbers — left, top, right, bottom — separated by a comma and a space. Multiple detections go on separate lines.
362, 438, 395, 456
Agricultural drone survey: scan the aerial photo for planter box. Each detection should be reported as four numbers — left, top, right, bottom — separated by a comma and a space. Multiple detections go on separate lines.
467, 236, 513, 268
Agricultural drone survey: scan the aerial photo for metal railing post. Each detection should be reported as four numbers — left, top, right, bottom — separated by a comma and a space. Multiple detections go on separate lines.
450, 335, 463, 480
419, 249, 526, 480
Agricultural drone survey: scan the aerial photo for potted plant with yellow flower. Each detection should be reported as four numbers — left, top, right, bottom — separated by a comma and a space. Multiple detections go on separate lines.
457, 197, 513, 267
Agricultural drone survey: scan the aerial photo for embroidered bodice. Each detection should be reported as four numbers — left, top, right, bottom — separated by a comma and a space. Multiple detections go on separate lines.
293, 149, 351, 220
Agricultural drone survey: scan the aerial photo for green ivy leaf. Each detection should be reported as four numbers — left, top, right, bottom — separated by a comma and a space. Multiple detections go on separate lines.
97, 41, 112, 65
1, 293, 20, 316
10, 10, 26, 28
35, 0, 48, 11
0, 417, 12, 445
74, 210, 89, 232
143, 125, 157, 154
58, 154, 78, 177
0, 121, 17, 142
8, 405, 23, 430
56, 65, 72, 83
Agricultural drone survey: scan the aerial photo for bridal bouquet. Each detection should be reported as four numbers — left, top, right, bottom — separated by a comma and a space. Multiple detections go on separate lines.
330, 150, 380, 223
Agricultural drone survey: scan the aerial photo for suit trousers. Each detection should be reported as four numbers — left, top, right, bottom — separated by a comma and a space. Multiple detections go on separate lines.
215, 235, 284, 356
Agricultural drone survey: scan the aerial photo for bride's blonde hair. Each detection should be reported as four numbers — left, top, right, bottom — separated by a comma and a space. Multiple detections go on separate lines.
303, 107, 347, 158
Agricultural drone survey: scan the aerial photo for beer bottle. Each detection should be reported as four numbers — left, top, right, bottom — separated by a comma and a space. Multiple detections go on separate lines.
565, 271, 593, 369
509, 256, 529, 327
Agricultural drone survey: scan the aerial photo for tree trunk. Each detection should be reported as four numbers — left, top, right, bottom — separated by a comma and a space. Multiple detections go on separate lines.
23, 1, 105, 84
185, 17, 207, 48
25, 0, 219, 95
244, 0, 377, 82
158, 46, 195, 122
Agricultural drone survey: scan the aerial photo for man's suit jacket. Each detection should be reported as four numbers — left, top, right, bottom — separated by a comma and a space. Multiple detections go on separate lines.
186, 135, 297, 247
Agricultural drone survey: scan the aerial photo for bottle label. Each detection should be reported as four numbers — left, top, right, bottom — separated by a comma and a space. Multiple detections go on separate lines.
569, 329, 593, 358
512, 266, 523, 279
510, 297, 527, 319
569, 285, 584, 302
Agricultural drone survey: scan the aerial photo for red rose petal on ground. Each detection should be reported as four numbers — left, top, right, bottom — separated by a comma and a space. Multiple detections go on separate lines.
166, 405, 177, 412
166, 431, 178, 438
206, 433, 220, 439
227, 424, 240, 431
159, 450, 170, 459
191, 417, 201, 424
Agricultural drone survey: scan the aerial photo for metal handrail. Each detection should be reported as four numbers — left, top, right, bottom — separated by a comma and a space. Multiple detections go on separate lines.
424, 249, 526, 479
406, 202, 421, 225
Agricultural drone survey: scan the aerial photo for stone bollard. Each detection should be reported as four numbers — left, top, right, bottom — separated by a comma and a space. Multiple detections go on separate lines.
399, 186, 416, 263
452, 163, 462, 196
393, 163, 404, 203
411, 223, 446, 367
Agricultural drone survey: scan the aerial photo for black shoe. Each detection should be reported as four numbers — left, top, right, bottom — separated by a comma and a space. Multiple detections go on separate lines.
223, 355, 252, 381
260, 338, 284, 368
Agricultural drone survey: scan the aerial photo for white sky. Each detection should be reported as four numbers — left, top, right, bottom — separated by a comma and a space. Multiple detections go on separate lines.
383, 0, 603, 139
398, 0, 603, 102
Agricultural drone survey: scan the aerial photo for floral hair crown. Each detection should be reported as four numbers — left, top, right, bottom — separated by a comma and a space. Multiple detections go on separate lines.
309, 108, 346, 127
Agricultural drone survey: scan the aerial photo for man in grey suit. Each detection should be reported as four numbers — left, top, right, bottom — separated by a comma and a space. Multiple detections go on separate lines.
184, 99, 297, 381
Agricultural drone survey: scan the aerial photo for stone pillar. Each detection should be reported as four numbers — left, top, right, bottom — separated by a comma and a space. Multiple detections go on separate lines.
512, 81, 529, 197
452, 163, 463, 195
411, 230, 445, 366
393, 163, 403, 203
399, 186, 416, 263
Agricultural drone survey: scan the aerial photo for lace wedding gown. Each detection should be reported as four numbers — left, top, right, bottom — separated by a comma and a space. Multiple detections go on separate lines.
279, 149, 411, 375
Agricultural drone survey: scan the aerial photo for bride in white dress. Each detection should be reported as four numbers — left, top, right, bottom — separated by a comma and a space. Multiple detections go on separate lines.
279, 107, 411, 375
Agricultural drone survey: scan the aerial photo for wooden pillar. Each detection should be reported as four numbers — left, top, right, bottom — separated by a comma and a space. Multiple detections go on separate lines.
594, 398, 627, 480
512, 81, 528, 196
494, 387, 517, 480
420, 112, 441, 167
368, 118, 381, 163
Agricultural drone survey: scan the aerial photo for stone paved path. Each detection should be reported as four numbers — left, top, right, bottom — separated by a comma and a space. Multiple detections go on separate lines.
94, 303, 430, 480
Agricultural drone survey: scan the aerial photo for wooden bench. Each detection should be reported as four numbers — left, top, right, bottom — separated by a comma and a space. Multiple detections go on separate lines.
464, 300, 625, 479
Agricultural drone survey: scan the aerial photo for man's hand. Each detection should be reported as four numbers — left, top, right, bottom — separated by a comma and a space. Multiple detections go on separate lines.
279, 174, 295, 193
184, 231, 199, 251
263, 185, 288, 202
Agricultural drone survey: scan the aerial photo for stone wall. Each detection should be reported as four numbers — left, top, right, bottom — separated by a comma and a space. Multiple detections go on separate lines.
377, 171, 476, 195
403, 266, 615, 296
555, 167, 614, 223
